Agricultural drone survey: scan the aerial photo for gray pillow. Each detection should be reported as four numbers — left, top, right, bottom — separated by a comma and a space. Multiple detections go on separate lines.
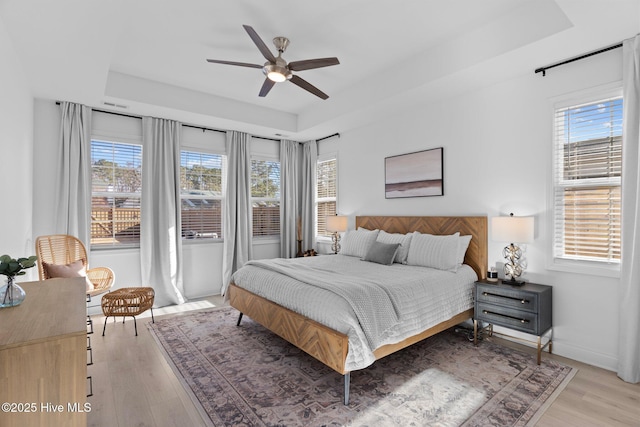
362, 241, 401, 265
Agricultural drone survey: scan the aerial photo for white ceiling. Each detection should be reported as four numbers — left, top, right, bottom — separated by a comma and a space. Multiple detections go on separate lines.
1, 0, 639, 140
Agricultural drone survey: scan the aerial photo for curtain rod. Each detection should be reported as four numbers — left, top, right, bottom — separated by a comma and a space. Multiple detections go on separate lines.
56, 101, 337, 143
535, 42, 623, 76
317, 132, 340, 142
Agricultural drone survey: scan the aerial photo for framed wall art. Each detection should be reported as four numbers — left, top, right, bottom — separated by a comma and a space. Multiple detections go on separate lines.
385, 147, 443, 198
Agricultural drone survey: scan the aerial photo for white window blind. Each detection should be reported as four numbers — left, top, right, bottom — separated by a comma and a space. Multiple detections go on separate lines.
91, 140, 143, 247
251, 159, 280, 238
180, 151, 225, 240
552, 96, 622, 264
317, 158, 337, 237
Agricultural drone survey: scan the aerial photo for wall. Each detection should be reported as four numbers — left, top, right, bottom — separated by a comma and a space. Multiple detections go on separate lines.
336, 49, 624, 371
32, 100, 280, 301
0, 16, 34, 279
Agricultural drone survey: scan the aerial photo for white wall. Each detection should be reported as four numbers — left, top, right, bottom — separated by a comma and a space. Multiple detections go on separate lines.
336, 49, 624, 371
32, 101, 281, 300
0, 16, 35, 280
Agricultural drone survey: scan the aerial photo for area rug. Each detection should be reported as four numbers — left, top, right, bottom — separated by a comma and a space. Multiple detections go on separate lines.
148, 307, 576, 426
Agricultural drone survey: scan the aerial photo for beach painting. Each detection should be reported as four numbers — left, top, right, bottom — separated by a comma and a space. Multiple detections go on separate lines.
385, 147, 443, 198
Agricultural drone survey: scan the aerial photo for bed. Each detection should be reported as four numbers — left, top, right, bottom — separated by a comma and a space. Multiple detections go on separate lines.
227, 215, 488, 404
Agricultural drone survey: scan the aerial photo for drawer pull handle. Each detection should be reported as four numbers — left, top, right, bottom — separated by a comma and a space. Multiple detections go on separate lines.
482, 292, 529, 304
482, 310, 530, 324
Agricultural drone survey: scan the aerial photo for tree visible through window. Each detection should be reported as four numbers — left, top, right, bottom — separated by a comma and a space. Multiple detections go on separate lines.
553, 96, 622, 264
251, 159, 280, 238
91, 140, 143, 246
180, 151, 225, 240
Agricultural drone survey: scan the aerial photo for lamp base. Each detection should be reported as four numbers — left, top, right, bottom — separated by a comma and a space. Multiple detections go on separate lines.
502, 278, 526, 286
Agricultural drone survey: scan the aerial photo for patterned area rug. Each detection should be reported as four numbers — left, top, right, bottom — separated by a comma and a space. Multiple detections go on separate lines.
148, 307, 576, 426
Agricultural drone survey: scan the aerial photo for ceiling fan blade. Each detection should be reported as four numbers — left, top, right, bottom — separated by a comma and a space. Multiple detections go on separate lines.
288, 57, 340, 71
259, 78, 276, 97
243, 25, 276, 63
290, 75, 329, 100
206, 59, 262, 69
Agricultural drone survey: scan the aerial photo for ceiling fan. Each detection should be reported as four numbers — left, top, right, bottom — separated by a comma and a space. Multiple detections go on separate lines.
206, 25, 340, 100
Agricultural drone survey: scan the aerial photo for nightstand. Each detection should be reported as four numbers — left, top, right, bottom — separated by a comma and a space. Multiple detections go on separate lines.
474, 279, 552, 364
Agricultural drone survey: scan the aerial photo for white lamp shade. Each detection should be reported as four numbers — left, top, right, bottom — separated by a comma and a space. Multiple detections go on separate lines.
326, 215, 348, 232
492, 215, 534, 243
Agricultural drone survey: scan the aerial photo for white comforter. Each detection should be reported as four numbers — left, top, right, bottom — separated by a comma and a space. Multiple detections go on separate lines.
230, 254, 477, 371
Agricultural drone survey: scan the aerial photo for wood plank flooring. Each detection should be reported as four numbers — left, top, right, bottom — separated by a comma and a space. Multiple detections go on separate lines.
86, 297, 640, 426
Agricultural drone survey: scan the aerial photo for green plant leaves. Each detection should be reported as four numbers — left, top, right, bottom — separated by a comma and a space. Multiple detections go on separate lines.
0, 254, 37, 277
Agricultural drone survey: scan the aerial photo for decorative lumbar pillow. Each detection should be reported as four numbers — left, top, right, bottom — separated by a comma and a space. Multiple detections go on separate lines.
406, 231, 460, 271
376, 230, 413, 264
363, 241, 401, 265
43, 260, 94, 291
340, 228, 379, 258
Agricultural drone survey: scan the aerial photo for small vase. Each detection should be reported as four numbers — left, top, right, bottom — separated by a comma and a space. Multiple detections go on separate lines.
0, 277, 26, 308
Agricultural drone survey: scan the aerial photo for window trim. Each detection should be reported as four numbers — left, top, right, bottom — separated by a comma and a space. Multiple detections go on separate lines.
547, 84, 622, 278
179, 148, 226, 244
250, 155, 281, 241
316, 153, 338, 241
90, 139, 143, 250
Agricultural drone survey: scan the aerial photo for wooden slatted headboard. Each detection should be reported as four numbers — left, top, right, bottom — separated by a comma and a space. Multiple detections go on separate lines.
355, 216, 488, 280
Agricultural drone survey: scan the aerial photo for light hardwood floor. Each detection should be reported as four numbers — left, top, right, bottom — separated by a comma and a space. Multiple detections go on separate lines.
86, 297, 640, 426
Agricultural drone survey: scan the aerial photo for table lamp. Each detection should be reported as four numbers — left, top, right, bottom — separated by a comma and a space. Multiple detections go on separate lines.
491, 213, 534, 285
326, 215, 348, 254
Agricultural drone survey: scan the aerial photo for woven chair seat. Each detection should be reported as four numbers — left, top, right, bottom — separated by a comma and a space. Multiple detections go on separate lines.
101, 287, 155, 336
101, 287, 154, 317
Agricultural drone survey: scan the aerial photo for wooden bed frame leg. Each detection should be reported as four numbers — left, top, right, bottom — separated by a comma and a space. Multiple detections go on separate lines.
236, 312, 243, 326
344, 372, 350, 405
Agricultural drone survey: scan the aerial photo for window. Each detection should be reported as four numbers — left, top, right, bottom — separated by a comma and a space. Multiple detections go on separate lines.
180, 151, 225, 240
316, 157, 337, 237
552, 95, 622, 266
251, 158, 280, 238
91, 140, 143, 247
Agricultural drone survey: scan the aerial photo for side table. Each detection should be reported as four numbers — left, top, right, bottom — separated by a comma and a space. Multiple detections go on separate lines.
474, 279, 553, 364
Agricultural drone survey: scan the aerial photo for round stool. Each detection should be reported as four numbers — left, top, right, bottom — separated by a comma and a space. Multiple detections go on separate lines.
101, 287, 155, 336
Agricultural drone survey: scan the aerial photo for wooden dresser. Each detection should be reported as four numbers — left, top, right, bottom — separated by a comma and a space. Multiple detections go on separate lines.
0, 277, 88, 427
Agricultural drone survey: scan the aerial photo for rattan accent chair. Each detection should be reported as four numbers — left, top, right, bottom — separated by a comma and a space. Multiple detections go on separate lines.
35, 234, 114, 298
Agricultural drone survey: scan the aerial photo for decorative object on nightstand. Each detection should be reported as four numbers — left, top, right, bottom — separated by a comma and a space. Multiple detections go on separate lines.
296, 217, 304, 257
491, 213, 534, 286
326, 215, 348, 254
474, 279, 552, 364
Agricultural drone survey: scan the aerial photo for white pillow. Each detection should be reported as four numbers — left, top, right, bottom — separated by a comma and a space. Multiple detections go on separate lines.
406, 231, 460, 271
376, 230, 413, 264
340, 228, 379, 258
457, 235, 473, 268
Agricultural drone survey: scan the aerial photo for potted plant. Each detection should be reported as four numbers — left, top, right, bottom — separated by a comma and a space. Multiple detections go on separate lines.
0, 254, 37, 307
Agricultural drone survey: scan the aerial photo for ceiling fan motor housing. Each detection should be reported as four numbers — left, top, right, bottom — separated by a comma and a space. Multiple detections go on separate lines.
263, 56, 291, 82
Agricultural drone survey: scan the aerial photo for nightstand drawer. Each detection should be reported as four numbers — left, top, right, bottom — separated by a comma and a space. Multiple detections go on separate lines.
476, 302, 539, 335
476, 284, 537, 312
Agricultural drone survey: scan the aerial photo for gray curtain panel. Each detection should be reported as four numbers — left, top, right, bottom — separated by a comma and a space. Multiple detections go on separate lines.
280, 140, 300, 258
301, 140, 318, 252
618, 35, 640, 384
55, 102, 92, 247
222, 131, 253, 295
140, 117, 185, 307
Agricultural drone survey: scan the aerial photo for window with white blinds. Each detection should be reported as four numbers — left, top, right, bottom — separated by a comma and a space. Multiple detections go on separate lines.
251, 159, 280, 238
91, 140, 143, 247
180, 151, 225, 240
552, 95, 622, 264
317, 158, 337, 237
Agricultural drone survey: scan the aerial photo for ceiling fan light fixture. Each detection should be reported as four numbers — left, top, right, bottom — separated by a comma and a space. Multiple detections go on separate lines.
264, 63, 290, 82
267, 71, 287, 82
